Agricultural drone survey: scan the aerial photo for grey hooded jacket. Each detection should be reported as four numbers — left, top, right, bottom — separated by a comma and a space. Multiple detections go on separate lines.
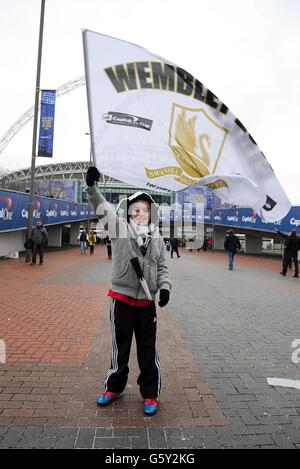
86, 184, 172, 300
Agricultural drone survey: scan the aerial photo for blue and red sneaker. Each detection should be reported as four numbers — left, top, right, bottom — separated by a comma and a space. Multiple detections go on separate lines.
143, 398, 159, 416
97, 390, 124, 406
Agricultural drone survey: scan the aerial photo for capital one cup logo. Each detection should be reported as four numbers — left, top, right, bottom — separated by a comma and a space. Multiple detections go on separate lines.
0, 196, 13, 221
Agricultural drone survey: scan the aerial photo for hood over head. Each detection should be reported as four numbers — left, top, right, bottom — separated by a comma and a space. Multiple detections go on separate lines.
117, 191, 159, 225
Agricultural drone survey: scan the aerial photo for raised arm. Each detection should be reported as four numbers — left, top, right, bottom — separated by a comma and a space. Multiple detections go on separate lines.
86, 167, 116, 223
276, 229, 288, 239
86, 167, 130, 241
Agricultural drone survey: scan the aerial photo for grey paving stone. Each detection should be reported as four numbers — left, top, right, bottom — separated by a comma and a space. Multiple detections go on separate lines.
55, 437, 76, 449
95, 427, 113, 437
130, 437, 149, 449
235, 435, 274, 447
114, 427, 147, 438
267, 407, 298, 416
164, 428, 183, 438
182, 427, 217, 438
18, 437, 57, 449
225, 417, 250, 435
219, 401, 250, 409
43, 427, 78, 438
166, 437, 204, 449
259, 445, 279, 449
238, 409, 259, 425
271, 435, 296, 449
279, 425, 300, 444
148, 428, 167, 449
258, 415, 292, 425
215, 427, 236, 447
244, 424, 283, 435
0, 427, 9, 438
23, 428, 44, 438
75, 428, 96, 448
94, 437, 131, 449
0, 428, 25, 448
202, 436, 222, 449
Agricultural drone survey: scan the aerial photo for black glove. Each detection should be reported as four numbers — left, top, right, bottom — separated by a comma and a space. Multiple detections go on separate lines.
86, 166, 100, 187
159, 289, 170, 307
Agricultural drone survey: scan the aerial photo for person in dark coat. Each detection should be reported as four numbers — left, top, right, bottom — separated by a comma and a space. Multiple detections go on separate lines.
277, 229, 294, 271
30, 219, 48, 265
202, 236, 208, 252
224, 229, 241, 270
105, 236, 112, 259
278, 229, 300, 277
170, 238, 180, 258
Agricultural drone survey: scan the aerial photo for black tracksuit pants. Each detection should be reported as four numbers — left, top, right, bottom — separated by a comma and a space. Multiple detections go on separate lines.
282, 252, 299, 276
32, 243, 44, 264
171, 247, 180, 258
105, 298, 161, 399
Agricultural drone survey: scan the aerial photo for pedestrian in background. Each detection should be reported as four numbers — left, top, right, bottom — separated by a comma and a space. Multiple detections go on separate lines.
79, 228, 88, 255
88, 229, 97, 255
202, 236, 208, 251
277, 229, 294, 272
224, 229, 241, 270
105, 236, 112, 260
170, 238, 180, 258
278, 229, 300, 278
30, 219, 48, 265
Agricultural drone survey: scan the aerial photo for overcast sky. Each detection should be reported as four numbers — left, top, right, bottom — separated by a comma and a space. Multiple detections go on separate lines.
0, 0, 299, 203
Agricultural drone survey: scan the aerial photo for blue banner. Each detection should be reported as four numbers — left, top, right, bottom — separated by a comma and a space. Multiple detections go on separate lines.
1, 188, 300, 235
0, 190, 95, 233
208, 207, 300, 234
38, 90, 56, 157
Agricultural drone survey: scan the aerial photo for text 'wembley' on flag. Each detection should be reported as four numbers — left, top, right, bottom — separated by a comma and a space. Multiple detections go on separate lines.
82, 29, 291, 222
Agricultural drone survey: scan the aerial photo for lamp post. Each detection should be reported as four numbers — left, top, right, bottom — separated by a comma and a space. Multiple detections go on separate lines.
25, 0, 46, 262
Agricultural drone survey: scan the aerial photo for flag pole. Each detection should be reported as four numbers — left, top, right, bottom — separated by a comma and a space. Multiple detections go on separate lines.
25, 0, 46, 262
212, 191, 215, 253
82, 30, 97, 167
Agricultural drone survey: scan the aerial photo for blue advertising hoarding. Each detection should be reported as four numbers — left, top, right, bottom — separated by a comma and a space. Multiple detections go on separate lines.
38, 90, 56, 157
1, 188, 299, 235
193, 207, 300, 234
161, 199, 300, 234
208, 207, 300, 234
0, 190, 95, 233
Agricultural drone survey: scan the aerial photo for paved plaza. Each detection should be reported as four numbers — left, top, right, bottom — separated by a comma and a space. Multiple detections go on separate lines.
0, 246, 300, 449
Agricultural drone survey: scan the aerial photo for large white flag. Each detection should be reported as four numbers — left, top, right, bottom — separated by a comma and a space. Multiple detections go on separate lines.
83, 30, 291, 221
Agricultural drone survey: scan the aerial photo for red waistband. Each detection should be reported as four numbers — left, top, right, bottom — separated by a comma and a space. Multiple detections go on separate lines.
107, 289, 153, 307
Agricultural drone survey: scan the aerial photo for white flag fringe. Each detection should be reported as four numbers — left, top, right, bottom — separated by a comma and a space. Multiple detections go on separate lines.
83, 29, 291, 222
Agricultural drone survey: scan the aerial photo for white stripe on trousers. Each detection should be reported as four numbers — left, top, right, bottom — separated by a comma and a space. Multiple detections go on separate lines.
104, 298, 118, 390
155, 349, 161, 398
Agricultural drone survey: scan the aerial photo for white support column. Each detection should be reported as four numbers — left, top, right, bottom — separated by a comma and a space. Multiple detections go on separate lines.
47, 225, 62, 247
0, 231, 26, 257
245, 233, 262, 254
214, 227, 227, 250
70, 222, 81, 246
